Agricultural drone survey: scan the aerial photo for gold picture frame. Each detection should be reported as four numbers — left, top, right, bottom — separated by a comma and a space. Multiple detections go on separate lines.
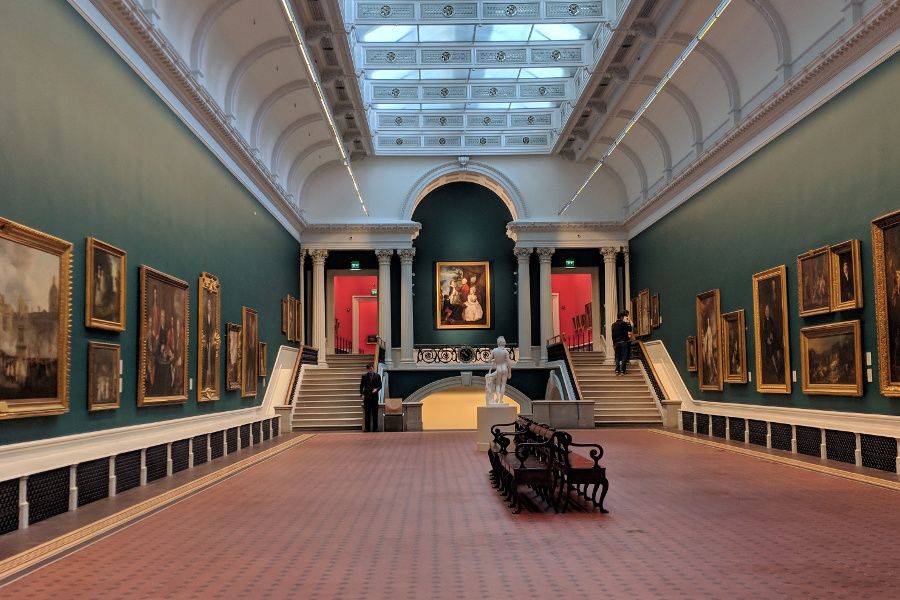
241, 307, 259, 397
696, 289, 723, 391
800, 320, 862, 397
0, 218, 72, 419
88, 341, 120, 411
138, 266, 189, 406
830, 239, 863, 311
872, 209, 900, 396
197, 272, 221, 402
282, 295, 290, 336
752, 265, 791, 394
435, 261, 491, 329
226, 323, 242, 391
258, 341, 267, 377
722, 309, 747, 384
638, 289, 651, 337
797, 247, 831, 317
650, 293, 660, 328
85, 237, 126, 331
686, 336, 698, 372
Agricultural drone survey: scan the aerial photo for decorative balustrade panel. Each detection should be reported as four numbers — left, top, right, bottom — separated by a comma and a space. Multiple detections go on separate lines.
415, 345, 517, 365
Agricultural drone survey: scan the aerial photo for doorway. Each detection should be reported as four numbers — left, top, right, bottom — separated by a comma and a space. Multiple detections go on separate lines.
330, 273, 378, 354
351, 295, 378, 354
550, 270, 600, 350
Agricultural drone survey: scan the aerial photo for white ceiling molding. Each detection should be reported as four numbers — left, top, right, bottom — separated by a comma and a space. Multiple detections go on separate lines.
506, 220, 627, 248
300, 221, 421, 250
669, 32, 742, 125
746, 0, 793, 82
223, 37, 294, 119
189, 0, 243, 79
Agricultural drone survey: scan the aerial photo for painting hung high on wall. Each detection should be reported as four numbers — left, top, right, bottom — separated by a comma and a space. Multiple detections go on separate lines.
797, 247, 831, 317
198, 272, 220, 402
696, 289, 722, 391
830, 239, 863, 311
872, 209, 900, 396
722, 309, 747, 384
85, 238, 126, 331
88, 342, 120, 411
686, 336, 698, 372
435, 261, 491, 329
241, 307, 259, 397
139, 266, 188, 406
800, 320, 862, 396
226, 323, 241, 391
752, 265, 791, 394
0, 218, 72, 419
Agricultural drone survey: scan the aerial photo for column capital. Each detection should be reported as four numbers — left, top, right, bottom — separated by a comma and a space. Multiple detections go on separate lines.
310, 249, 328, 263
621, 247, 630, 260
513, 246, 533, 261
600, 246, 618, 262
397, 247, 416, 263
536, 247, 554, 263
375, 248, 394, 264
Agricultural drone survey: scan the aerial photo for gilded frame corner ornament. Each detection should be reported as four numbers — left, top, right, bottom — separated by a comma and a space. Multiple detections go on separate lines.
85, 237, 127, 331
799, 320, 862, 397
872, 209, 900, 396
752, 265, 791, 394
138, 265, 189, 406
197, 272, 221, 402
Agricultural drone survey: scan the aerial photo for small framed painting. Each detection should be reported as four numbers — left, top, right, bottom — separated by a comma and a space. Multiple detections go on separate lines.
258, 341, 267, 377
829, 239, 863, 311
722, 309, 747, 384
686, 336, 698, 373
88, 342, 120, 411
797, 247, 831, 317
650, 294, 660, 328
226, 323, 242, 391
85, 238, 126, 331
800, 320, 862, 396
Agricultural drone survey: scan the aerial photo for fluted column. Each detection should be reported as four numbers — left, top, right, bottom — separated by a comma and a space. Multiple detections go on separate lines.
537, 247, 554, 363
310, 249, 328, 365
514, 247, 533, 363
398, 248, 416, 364
298, 249, 306, 345
622, 247, 631, 313
375, 249, 394, 365
601, 247, 618, 361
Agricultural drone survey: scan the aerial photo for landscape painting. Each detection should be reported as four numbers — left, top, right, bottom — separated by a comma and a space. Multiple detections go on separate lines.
436, 261, 490, 329
752, 265, 791, 394
138, 266, 188, 406
872, 209, 900, 395
85, 238, 126, 331
696, 289, 722, 391
800, 320, 862, 396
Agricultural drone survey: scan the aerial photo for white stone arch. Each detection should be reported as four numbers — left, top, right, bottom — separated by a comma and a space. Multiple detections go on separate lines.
403, 375, 532, 414
401, 161, 528, 221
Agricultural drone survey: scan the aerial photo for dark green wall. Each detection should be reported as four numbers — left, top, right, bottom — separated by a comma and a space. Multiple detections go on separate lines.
630, 55, 900, 416
0, 1, 299, 444
411, 182, 517, 345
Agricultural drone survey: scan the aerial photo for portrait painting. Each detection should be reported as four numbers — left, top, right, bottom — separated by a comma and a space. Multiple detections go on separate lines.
85, 238, 126, 331
639, 289, 651, 337
872, 209, 900, 395
293, 297, 302, 342
752, 265, 791, 394
259, 342, 267, 378
696, 289, 722, 391
226, 323, 241, 391
138, 266, 188, 406
0, 218, 72, 419
830, 239, 862, 311
242, 307, 259, 397
197, 272, 220, 402
686, 336, 698, 372
722, 309, 747, 384
800, 320, 862, 396
436, 261, 491, 329
88, 342, 120, 411
797, 247, 831, 317
282, 296, 290, 336
651, 294, 660, 328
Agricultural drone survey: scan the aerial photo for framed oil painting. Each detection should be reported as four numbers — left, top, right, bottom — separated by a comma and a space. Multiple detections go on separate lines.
872, 209, 900, 396
241, 307, 259, 397
88, 342, 120, 411
226, 323, 242, 391
797, 247, 831, 317
138, 266, 188, 406
282, 296, 289, 336
830, 239, 863, 312
294, 298, 303, 342
197, 272, 220, 402
85, 238, 126, 331
696, 289, 723, 391
638, 289, 651, 337
258, 341, 267, 377
800, 320, 862, 396
650, 293, 660, 328
752, 265, 791, 394
0, 218, 72, 419
722, 309, 747, 384
686, 336, 698, 372
436, 261, 490, 329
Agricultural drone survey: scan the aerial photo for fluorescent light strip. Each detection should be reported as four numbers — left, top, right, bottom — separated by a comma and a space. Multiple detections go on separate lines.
559, 0, 733, 215
280, 0, 369, 216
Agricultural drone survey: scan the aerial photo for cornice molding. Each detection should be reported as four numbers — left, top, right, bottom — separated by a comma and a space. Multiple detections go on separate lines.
303, 222, 422, 236
506, 220, 622, 233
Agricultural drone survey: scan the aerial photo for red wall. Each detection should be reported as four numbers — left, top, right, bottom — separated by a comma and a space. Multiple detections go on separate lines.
333, 275, 378, 353
551, 273, 593, 343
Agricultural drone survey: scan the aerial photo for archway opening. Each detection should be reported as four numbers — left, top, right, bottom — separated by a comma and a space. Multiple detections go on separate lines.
421, 387, 520, 430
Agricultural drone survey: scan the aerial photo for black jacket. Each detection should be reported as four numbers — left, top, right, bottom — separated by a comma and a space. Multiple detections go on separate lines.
359, 372, 382, 399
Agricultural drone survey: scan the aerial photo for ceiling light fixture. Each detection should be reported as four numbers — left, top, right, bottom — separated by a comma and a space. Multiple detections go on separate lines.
559, 0, 733, 216
279, 0, 369, 216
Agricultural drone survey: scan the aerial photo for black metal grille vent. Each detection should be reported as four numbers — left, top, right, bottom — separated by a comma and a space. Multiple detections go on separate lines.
146, 444, 167, 482
825, 429, 856, 464
695, 413, 709, 435
770, 422, 792, 451
681, 411, 694, 432
796, 426, 822, 458
77, 458, 109, 507
210, 430, 225, 460
748, 419, 768, 446
252, 421, 261, 445
263, 419, 271, 441
861, 434, 896, 473
728, 418, 746, 442
27, 467, 69, 525
240, 424, 251, 448
192, 435, 208, 466
271, 417, 280, 437
711, 415, 726, 439
227, 427, 238, 453
171, 439, 190, 473
0, 479, 20, 534
115, 451, 141, 494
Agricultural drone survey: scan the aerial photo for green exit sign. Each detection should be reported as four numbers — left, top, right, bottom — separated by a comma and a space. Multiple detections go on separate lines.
350, 261, 360, 270
564, 259, 575, 269
371, 288, 378, 295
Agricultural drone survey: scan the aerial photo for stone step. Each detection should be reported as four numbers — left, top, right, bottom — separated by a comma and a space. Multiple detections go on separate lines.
580, 382, 648, 389
292, 424, 362, 431
292, 417, 363, 427
594, 407, 660, 415
294, 411, 362, 420
595, 417, 663, 425
584, 393, 654, 401
300, 382, 361, 390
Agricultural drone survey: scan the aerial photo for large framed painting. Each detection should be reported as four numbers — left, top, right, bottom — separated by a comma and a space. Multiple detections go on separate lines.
436, 261, 491, 329
686, 336, 698, 373
138, 266, 188, 406
696, 289, 723, 391
0, 218, 72, 419
241, 307, 259, 397
85, 238, 126, 331
752, 265, 791, 394
830, 239, 863, 312
797, 247, 831, 317
88, 341, 120, 411
226, 323, 242, 391
800, 320, 862, 397
197, 272, 220, 402
722, 309, 747, 384
650, 293, 660, 328
872, 209, 900, 396
638, 289, 651, 337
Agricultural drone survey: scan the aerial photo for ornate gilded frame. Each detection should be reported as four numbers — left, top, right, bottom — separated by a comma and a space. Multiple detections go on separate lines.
829, 239, 863, 311
800, 320, 862, 396
241, 307, 259, 397
138, 265, 189, 406
638, 289, 651, 336
722, 309, 747, 384
695, 289, 723, 391
872, 209, 900, 396
686, 336, 698, 372
0, 218, 72, 419
197, 272, 221, 402
259, 341, 267, 377
650, 293, 660, 328
226, 323, 242, 391
88, 341, 120, 411
797, 246, 831, 317
752, 265, 791, 394
435, 261, 491, 329
85, 237, 127, 331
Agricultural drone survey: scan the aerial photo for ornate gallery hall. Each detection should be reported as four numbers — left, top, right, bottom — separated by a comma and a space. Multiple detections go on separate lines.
1, 0, 899, 597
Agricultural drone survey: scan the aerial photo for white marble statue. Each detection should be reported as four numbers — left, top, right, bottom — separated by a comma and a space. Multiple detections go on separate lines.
485, 336, 513, 405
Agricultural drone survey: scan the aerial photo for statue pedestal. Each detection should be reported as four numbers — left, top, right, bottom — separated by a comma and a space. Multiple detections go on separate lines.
476, 404, 517, 452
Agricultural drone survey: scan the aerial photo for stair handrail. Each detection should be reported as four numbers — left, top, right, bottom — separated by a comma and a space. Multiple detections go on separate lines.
546, 333, 584, 401
636, 341, 667, 402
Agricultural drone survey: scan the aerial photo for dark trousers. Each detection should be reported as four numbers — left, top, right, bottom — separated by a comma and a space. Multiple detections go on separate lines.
363, 396, 378, 432
614, 341, 631, 373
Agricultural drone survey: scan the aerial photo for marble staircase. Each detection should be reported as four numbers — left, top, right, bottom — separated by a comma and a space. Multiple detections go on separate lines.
292, 354, 372, 431
569, 351, 663, 426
